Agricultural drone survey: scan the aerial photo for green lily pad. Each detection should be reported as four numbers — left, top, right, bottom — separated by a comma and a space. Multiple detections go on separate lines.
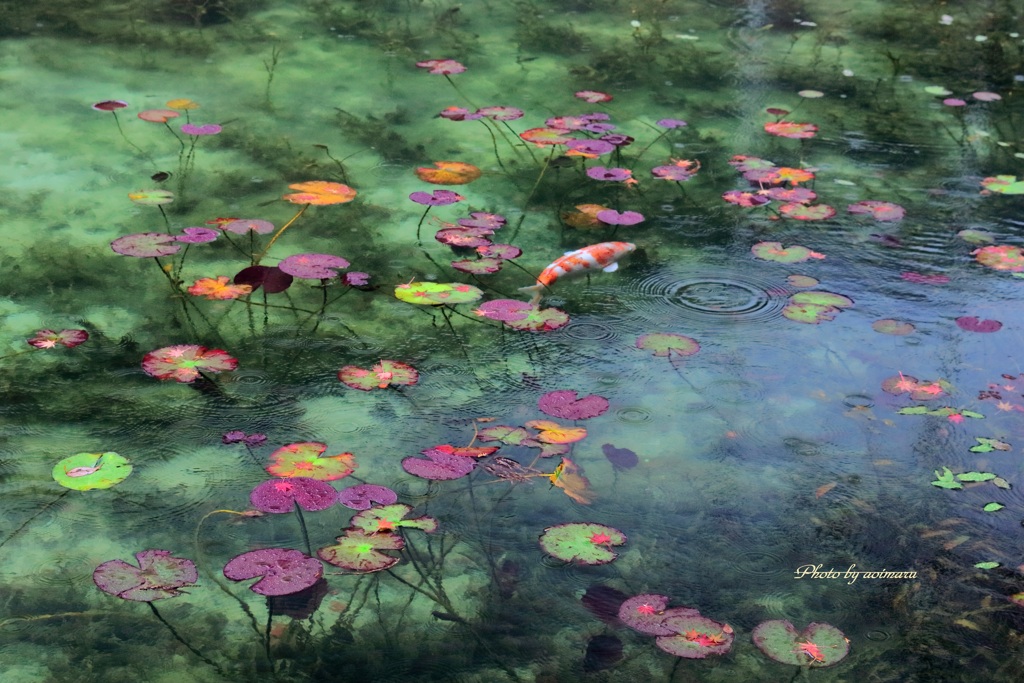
981, 175, 1024, 195
751, 242, 825, 263
394, 281, 483, 305
789, 291, 854, 309
975, 561, 1000, 569
337, 360, 418, 391
957, 471, 997, 482
957, 229, 995, 244
751, 620, 849, 667
317, 529, 405, 573
538, 522, 626, 566
476, 425, 535, 445
636, 333, 700, 357
655, 613, 733, 659
349, 503, 438, 534
52, 452, 132, 491
931, 467, 963, 489
969, 437, 1010, 453
982, 502, 1005, 512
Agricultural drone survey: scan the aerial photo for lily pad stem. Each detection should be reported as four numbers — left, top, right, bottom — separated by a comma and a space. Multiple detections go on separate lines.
256, 203, 310, 264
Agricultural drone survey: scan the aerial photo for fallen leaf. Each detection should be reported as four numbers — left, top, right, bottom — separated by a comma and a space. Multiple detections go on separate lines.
815, 482, 837, 498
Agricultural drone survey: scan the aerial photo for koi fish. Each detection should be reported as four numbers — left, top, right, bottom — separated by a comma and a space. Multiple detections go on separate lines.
519, 241, 635, 304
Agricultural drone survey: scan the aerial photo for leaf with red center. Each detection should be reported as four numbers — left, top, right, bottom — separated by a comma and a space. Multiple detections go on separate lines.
656, 614, 734, 659
764, 121, 818, 139
249, 477, 338, 513
722, 190, 771, 207
752, 620, 849, 667
111, 232, 181, 258
780, 203, 836, 220
430, 443, 499, 458
94, 550, 198, 602
141, 345, 237, 383
980, 175, 1024, 195
28, 329, 89, 349
538, 390, 610, 420
848, 200, 905, 221
223, 548, 323, 597
972, 245, 1024, 272
526, 419, 587, 444
395, 281, 483, 305
415, 161, 481, 185
234, 265, 293, 293
476, 425, 533, 445
636, 333, 700, 358
187, 276, 253, 300
547, 456, 594, 504
617, 594, 673, 635
282, 181, 357, 205
956, 316, 1002, 333
415, 58, 466, 75
520, 127, 575, 146
881, 374, 921, 395
349, 503, 438, 534
451, 258, 504, 274
337, 484, 398, 510
266, 442, 357, 481
318, 529, 404, 573
338, 360, 418, 391
435, 226, 494, 248
751, 242, 826, 263
477, 243, 521, 260
539, 523, 625, 565
401, 447, 476, 480
278, 253, 350, 279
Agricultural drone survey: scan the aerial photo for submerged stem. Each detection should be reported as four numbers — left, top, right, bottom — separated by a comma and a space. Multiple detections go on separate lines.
147, 602, 226, 676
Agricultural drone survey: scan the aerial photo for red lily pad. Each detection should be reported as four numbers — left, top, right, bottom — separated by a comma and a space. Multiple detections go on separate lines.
780, 203, 836, 220
451, 258, 504, 274
473, 300, 569, 331
395, 281, 484, 305
847, 200, 905, 221
764, 121, 818, 138
249, 477, 338, 514
318, 529, 404, 573
111, 232, 181, 258
401, 447, 476, 480
538, 390, 609, 420
349, 503, 438, 534
28, 329, 89, 349
636, 333, 700, 357
436, 227, 494, 248
338, 360, 418, 391
278, 253, 350, 279
617, 594, 674, 635
973, 244, 1024, 272
656, 614, 734, 659
94, 550, 197, 602
751, 242, 825, 263
53, 452, 132, 491
956, 316, 1002, 332
752, 620, 849, 667
338, 484, 398, 510
223, 548, 323, 597
538, 522, 626, 565
266, 442, 357, 481
141, 345, 237, 383
234, 265, 294, 293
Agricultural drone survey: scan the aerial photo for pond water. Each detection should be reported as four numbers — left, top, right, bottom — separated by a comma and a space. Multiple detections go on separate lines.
1, 1, 1023, 681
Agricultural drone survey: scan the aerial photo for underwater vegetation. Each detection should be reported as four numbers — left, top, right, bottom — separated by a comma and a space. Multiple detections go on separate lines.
2, 1, 1024, 681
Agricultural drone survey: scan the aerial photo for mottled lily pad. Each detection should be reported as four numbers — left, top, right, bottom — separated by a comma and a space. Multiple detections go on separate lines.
111, 232, 181, 258
752, 620, 849, 667
473, 300, 570, 331
282, 181, 357, 205
538, 390, 609, 420
636, 333, 700, 357
53, 452, 132, 491
973, 244, 1024, 272
847, 200, 905, 221
223, 548, 323, 596
266, 442, 356, 481
278, 253, 350, 279
349, 503, 438, 534
318, 529, 404, 573
142, 345, 237, 383
338, 484, 398, 510
28, 329, 89, 349
401, 447, 476, 480
338, 360, 418, 391
395, 281, 483, 305
451, 258, 503, 274
617, 594, 674, 635
538, 522, 626, 565
981, 176, 1024, 195
249, 477, 338, 514
751, 242, 825, 263
783, 291, 853, 324
656, 614, 734, 659
94, 550, 197, 602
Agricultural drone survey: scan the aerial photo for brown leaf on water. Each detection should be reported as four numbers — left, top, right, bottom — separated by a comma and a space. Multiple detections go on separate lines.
943, 535, 970, 550
548, 456, 594, 505
815, 482, 837, 498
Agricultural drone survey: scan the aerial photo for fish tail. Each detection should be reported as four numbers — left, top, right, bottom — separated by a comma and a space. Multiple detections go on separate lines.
518, 284, 543, 305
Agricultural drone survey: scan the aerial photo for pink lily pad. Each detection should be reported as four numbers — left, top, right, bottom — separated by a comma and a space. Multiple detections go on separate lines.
94, 550, 197, 602
28, 328, 88, 349
176, 227, 219, 243
249, 477, 338, 514
181, 123, 221, 136
402, 447, 476, 480
955, 316, 1002, 332
451, 258, 504, 274
223, 548, 323, 596
338, 360, 418, 391
872, 319, 915, 335
848, 200, 905, 221
222, 219, 275, 235
779, 203, 836, 220
538, 390, 609, 420
141, 345, 237, 383
596, 209, 645, 226
617, 594, 675, 635
111, 232, 181, 258
477, 243, 522, 260
435, 227, 494, 248
278, 253, 350, 279
636, 333, 700, 358
338, 484, 398, 510
473, 300, 569, 331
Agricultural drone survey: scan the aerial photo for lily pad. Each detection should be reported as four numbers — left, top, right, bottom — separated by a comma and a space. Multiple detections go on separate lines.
234, 265, 294, 293
782, 291, 853, 325
111, 232, 181, 258
266, 442, 356, 481
282, 181, 357, 205
525, 419, 587, 444
415, 161, 481, 185
128, 189, 174, 206
872, 319, 915, 335
94, 550, 197, 602
617, 594, 674, 635
477, 243, 521, 260
956, 316, 1002, 332
250, 477, 338, 513
779, 203, 836, 220
141, 345, 237, 383
477, 425, 534, 445
395, 281, 483, 305
764, 121, 818, 139
538, 390, 609, 420
752, 620, 849, 667
473, 300, 569, 331
222, 219, 274, 235
981, 176, 1024, 195
848, 200, 905, 221
983, 502, 1005, 512
636, 333, 700, 357
656, 614, 734, 659
538, 522, 626, 565
278, 253, 349, 279
435, 227, 494, 248
402, 447, 476, 480
53, 452, 132, 491
338, 484, 398, 510
751, 242, 825, 263
223, 548, 323, 596
318, 529, 404, 573
349, 503, 438, 534
451, 258, 504, 274
973, 244, 1024, 271
28, 329, 89, 349
338, 360, 418, 391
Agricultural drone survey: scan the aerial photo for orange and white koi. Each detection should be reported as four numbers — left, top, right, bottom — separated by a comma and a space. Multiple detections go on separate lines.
519, 241, 636, 304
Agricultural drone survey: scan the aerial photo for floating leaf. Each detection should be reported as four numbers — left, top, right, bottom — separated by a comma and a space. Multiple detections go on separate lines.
187, 276, 252, 300
787, 275, 819, 288
972, 245, 1024, 272
520, 127, 575, 146
538, 522, 625, 565
547, 456, 594, 504
955, 316, 1002, 333
751, 242, 825, 263
28, 329, 89, 349
957, 472, 997, 482
957, 229, 995, 244
752, 620, 849, 667
451, 258, 503, 274
338, 360, 418, 391
526, 420, 587, 444
222, 219, 274, 235
617, 594, 675, 635
92, 100, 129, 112
975, 561, 1000, 569
651, 159, 700, 182
94, 550, 198, 602
395, 281, 483, 305
981, 176, 1024, 195
53, 452, 132, 491
411, 189, 465, 206
402, 447, 476, 480
282, 181, 357, 205
415, 58, 465, 74
848, 200, 905, 221
764, 121, 818, 139
993, 477, 1012, 490
266, 442, 356, 481
656, 614, 734, 659
338, 484, 398, 510
722, 190, 770, 207
111, 232, 181, 258
435, 226, 493, 247
349, 503, 438, 534
318, 529, 404, 573
249, 477, 338, 513
141, 345, 237, 383
477, 243, 521, 260
223, 548, 323, 596
872, 319, 915, 335
128, 189, 174, 206
538, 390, 609, 420
783, 291, 853, 324
180, 123, 221, 136
477, 425, 533, 445
983, 502, 1005, 512
779, 203, 836, 220
931, 467, 963, 489
473, 300, 570, 331
278, 253, 350, 279
234, 265, 293, 294
636, 333, 700, 357
176, 227, 219, 243
969, 437, 1010, 453
415, 161, 481, 185
596, 209, 645, 226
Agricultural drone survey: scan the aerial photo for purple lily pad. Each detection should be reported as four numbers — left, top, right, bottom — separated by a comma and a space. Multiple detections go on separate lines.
476, 106, 524, 121
477, 243, 521, 260
656, 118, 688, 128
402, 447, 476, 480
234, 265, 294, 293
586, 166, 633, 182
435, 226, 494, 248
955, 316, 1002, 332
618, 594, 675, 635
656, 613, 734, 659
278, 253, 350, 279
538, 390, 610, 420
473, 300, 570, 332
181, 123, 222, 135
410, 190, 464, 206
111, 232, 181, 258
602, 443, 638, 470
596, 209, 645, 226
222, 218, 275, 235
223, 548, 323, 596
338, 484, 399, 510
176, 227, 219, 243
567, 139, 616, 156
94, 550, 197, 602
343, 271, 370, 286
250, 477, 338, 513
452, 258, 503, 274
